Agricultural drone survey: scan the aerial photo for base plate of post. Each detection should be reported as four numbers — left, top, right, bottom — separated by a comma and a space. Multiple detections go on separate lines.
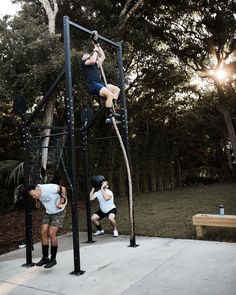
83, 240, 96, 244
129, 238, 139, 248
22, 262, 35, 267
128, 244, 139, 248
70, 270, 85, 276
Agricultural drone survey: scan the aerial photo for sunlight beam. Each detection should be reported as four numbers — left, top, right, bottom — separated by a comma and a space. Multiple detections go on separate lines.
214, 69, 227, 81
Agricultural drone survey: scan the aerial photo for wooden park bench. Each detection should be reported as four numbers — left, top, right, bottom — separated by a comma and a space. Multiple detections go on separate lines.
192, 214, 236, 238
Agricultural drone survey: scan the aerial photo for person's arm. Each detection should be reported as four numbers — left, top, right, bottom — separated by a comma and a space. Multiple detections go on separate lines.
59, 185, 67, 197
56, 185, 68, 208
84, 50, 99, 66
97, 45, 105, 66
35, 199, 41, 209
101, 181, 112, 201
90, 187, 97, 201
57, 185, 67, 198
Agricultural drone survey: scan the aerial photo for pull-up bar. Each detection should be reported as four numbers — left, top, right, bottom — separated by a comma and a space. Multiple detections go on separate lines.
69, 19, 120, 48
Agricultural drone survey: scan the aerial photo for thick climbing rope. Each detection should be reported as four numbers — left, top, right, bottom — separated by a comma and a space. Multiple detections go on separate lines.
111, 116, 135, 242
94, 41, 135, 243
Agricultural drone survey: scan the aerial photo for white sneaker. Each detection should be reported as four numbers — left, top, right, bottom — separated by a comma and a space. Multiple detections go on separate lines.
93, 230, 104, 236
113, 230, 119, 237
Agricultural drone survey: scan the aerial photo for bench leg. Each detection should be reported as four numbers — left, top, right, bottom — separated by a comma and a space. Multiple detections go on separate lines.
196, 225, 206, 238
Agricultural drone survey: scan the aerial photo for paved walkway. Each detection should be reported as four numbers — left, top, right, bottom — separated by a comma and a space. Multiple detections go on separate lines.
0, 233, 236, 295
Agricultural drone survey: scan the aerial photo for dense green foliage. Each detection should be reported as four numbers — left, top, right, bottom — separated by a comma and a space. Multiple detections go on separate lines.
0, 0, 236, 210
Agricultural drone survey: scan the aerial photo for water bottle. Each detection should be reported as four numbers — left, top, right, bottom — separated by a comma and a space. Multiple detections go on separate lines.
219, 205, 224, 216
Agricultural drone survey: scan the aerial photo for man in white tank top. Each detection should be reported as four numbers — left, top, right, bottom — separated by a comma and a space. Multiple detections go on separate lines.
90, 180, 119, 237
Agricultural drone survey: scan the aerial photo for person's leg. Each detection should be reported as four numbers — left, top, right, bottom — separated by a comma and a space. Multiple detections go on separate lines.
36, 223, 50, 266
91, 211, 105, 235
89, 82, 120, 123
41, 223, 50, 246
108, 212, 119, 237
107, 84, 120, 101
99, 86, 114, 108
49, 225, 59, 247
91, 213, 101, 227
108, 213, 117, 231
44, 226, 59, 268
44, 210, 66, 268
49, 226, 59, 257
99, 85, 120, 118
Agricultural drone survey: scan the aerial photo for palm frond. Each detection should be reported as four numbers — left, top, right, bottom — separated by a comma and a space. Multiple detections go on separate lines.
5, 162, 24, 186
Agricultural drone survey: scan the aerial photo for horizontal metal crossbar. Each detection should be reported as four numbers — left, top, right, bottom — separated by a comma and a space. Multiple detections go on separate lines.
30, 124, 68, 130
28, 145, 82, 149
26, 132, 68, 140
88, 135, 118, 141
69, 20, 119, 48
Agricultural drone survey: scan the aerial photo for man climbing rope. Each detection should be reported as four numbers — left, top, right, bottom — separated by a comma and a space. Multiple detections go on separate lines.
81, 43, 121, 124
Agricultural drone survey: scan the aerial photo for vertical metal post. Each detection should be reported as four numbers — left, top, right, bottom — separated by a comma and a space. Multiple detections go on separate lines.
22, 123, 35, 267
64, 15, 84, 275
117, 42, 130, 152
82, 126, 94, 243
117, 42, 137, 247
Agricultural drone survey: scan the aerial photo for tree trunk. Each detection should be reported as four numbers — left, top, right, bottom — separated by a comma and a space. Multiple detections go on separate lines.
224, 143, 234, 174
119, 163, 126, 197
38, 0, 58, 181
119, 0, 144, 28
216, 84, 236, 165
142, 120, 149, 192
108, 141, 116, 188
134, 164, 140, 195
170, 160, 175, 189
39, 0, 58, 34
150, 162, 157, 191
177, 158, 182, 187
158, 161, 164, 191
40, 99, 55, 181
218, 105, 236, 160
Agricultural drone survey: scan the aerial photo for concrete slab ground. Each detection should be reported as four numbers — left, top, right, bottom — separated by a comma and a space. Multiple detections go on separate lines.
0, 233, 236, 295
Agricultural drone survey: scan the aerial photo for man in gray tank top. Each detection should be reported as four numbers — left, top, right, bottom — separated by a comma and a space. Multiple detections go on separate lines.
28, 184, 67, 268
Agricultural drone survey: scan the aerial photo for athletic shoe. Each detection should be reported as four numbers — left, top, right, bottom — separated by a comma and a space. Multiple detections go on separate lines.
44, 259, 57, 268
111, 112, 121, 119
105, 118, 121, 124
105, 111, 122, 124
93, 229, 105, 236
113, 230, 119, 237
36, 257, 49, 266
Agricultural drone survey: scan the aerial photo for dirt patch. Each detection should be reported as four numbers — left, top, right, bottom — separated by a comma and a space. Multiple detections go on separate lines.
0, 206, 77, 256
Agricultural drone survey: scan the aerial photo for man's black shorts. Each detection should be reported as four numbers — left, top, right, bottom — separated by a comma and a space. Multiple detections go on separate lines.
88, 82, 105, 96
95, 208, 117, 219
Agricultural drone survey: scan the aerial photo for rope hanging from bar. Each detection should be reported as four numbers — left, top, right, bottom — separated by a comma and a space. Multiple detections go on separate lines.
93, 36, 136, 245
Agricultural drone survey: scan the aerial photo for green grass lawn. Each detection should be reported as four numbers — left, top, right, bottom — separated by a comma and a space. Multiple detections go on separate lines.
64, 183, 236, 242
